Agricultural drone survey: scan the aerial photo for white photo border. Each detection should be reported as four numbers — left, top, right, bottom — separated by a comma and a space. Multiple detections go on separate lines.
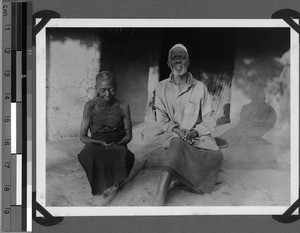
36, 19, 299, 217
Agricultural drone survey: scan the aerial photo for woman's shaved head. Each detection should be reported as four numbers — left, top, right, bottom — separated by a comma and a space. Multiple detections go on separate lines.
95, 71, 117, 88
95, 71, 117, 101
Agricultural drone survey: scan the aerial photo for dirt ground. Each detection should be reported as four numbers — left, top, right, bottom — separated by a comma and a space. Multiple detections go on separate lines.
45, 123, 290, 207
46, 158, 290, 207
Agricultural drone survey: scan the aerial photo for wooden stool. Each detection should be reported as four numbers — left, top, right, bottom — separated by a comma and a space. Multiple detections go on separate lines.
214, 137, 228, 180
215, 137, 229, 149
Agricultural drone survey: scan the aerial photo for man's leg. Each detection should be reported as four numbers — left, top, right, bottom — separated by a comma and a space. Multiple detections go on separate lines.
153, 170, 173, 205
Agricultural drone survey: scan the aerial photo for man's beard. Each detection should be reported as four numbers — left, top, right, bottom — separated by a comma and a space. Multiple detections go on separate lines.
171, 64, 188, 76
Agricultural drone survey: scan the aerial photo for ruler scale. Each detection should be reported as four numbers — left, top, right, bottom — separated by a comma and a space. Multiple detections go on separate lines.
26, 1, 33, 231
2, 1, 31, 232
11, 1, 23, 231
2, 2, 12, 232
21, 2, 28, 231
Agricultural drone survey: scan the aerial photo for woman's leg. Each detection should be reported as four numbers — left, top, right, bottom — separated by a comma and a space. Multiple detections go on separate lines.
153, 170, 173, 206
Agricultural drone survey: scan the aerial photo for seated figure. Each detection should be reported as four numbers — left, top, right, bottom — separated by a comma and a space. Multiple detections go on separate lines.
153, 44, 223, 205
78, 71, 135, 196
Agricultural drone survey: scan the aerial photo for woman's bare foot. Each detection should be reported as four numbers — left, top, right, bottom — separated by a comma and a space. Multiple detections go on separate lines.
92, 185, 118, 206
102, 185, 118, 198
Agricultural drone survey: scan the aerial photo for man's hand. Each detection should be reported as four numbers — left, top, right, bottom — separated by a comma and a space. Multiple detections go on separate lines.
173, 127, 198, 144
182, 129, 198, 144
172, 127, 186, 139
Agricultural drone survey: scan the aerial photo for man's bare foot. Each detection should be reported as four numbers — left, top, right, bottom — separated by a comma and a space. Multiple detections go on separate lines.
170, 179, 185, 189
215, 176, 224, 185
91, 195, 107, 206
170, 179, 204, 195
152, 196, 165, 206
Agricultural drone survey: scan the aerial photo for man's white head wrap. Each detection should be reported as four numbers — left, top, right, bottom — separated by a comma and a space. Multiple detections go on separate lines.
168, 43, 189, 59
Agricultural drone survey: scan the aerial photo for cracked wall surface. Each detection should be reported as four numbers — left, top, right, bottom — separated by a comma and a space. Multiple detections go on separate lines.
46, 34, 100, 141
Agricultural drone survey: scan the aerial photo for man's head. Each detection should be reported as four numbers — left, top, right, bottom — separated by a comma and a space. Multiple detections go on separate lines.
167, 43, 190, 77
95, 71, 117, 102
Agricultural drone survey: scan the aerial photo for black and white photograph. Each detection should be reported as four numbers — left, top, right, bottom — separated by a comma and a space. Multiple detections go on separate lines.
36, 19, 299, 216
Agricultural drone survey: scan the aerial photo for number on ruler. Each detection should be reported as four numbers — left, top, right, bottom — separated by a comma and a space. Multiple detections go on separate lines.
4, 71, 10, 77
4, 48, 10, 54
5, 95, 10, 100
4, 208, 10, 215
4, 185, 10, 192
4, 163, 10, 169
4, 140, 10, 146
4, 117, 10, 123
3, 4, 8, 17
5, 25, 11, 31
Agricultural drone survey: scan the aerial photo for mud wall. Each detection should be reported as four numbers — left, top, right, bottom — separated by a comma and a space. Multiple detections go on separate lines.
46, 29, 101, 141
46, 29, 162, 142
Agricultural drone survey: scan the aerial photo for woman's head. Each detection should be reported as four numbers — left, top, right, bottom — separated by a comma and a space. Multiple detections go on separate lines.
95, 71, 117, 102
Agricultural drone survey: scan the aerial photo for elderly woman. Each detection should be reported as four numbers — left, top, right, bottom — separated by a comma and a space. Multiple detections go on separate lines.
78, 71, 135, 196
153, 44, 223, 205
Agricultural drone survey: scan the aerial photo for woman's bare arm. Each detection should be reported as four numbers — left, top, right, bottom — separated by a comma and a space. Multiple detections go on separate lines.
116, 102, 133, 146
79, 101, 111, 146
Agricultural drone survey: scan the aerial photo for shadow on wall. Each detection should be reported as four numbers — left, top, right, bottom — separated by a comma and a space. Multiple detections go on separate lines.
220, 49, 290, 167
221, 83, 276, 146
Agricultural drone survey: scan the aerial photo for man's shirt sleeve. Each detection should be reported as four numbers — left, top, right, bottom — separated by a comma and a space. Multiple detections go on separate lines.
155, 83, 178, 132
194, 85, 216, 136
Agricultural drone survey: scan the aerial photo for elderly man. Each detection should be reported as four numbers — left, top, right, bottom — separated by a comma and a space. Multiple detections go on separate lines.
153, 44, 223, 205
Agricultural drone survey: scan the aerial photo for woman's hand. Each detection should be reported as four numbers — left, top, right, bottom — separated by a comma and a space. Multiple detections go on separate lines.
116, 102, 133, 146
94, 140, 116, 147
116, 135, 132, 146
86, 137, 115, 147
